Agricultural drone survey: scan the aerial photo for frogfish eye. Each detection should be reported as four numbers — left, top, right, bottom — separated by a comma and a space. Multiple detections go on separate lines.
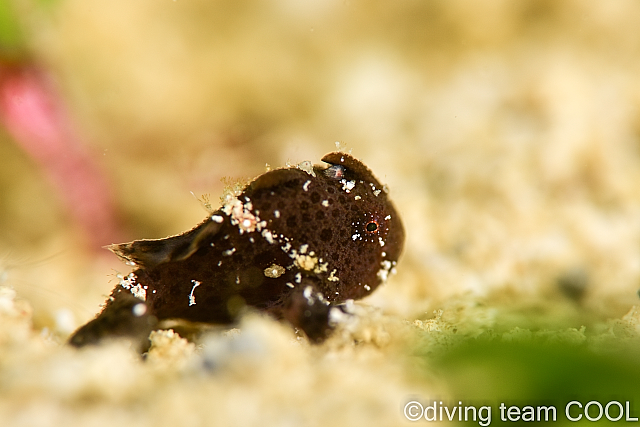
324, 165, 346, 180
365, 221, 378, 233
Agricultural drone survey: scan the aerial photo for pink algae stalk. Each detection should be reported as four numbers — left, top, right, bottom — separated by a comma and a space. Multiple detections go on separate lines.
0, 66, 122, 249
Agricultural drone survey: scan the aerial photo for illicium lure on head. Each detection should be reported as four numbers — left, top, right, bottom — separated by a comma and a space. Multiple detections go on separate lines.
69, 152, 405, 347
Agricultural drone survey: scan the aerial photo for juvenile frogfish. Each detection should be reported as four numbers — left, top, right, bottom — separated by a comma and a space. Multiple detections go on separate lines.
69, 152, 405, 347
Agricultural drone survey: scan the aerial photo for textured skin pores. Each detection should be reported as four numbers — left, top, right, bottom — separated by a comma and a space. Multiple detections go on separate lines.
69, 152, 405, 346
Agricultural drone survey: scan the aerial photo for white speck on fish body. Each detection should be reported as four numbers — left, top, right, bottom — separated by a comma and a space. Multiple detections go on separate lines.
379, 237, 385, 246
300, 244, 308, 254
120, 272, 135, 285
297, 161, 316, 177
364, 284, 371, 291
368, 182, 382, 197
341, 179, 356, 193
295, 272, 302, 283
274, 210, 280, 218
354, 195, 361, 200
222, 248, 236, 256
211, 215, 224, 223
242, 219, 253, 229
322, 200, 329, 207
188, 280, 201, 306
294, 254, 318, 271
262, 229, 274, 244
303, 180, 311, 191
286, 282, 294, 288
384, 215, 391, 220
303, 286, 314, 305
132, 303, 147, 317
377, 260, 393, 282
264, 264, 285, 278
225, 198, 260, 234
120, 273, 146, 301
131, 285, 145, 301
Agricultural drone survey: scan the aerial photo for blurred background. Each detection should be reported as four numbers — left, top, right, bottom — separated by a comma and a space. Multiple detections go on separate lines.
2, 0, 640, 341
5, 2, 640, 426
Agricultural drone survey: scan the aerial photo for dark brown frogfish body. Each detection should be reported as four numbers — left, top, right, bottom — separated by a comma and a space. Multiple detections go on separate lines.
69, 152, 404, 347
